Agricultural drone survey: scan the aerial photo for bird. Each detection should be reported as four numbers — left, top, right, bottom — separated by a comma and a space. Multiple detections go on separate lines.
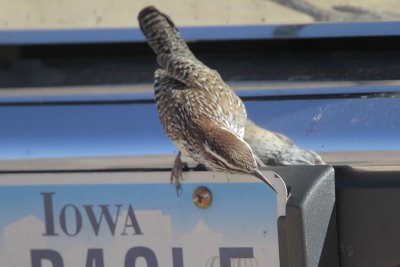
138, 6, 276, 194
244, 119, 325, 166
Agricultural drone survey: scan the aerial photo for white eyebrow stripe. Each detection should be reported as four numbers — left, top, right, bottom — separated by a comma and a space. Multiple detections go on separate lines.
218, 127, 258, 166
203, 140, 243, 173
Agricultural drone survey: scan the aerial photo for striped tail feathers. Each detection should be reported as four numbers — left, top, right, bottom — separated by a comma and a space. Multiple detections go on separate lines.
138, 6, 195, 59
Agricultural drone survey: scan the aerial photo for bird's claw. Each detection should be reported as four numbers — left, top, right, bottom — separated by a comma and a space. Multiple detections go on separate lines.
170, 165, 182, 196
170, 152, 187, 197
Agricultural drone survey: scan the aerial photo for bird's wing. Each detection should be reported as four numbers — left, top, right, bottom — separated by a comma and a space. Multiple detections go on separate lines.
157, 53, 220, 90
157, 53, 247, 137
139, 6, 247, 138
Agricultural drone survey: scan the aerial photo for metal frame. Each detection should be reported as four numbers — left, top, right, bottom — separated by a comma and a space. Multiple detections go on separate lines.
1, 21, 400, 45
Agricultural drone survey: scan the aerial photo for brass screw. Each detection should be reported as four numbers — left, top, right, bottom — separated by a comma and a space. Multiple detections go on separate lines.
193, 186, 212, 209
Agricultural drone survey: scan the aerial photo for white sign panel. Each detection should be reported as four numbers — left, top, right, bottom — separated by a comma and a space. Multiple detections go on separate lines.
0, 171, 280, 267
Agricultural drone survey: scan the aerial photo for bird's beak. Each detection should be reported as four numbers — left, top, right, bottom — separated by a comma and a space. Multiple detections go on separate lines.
252, 169, 277, 193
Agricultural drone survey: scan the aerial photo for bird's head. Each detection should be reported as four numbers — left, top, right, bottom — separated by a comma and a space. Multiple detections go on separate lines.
197, 120, 276, 192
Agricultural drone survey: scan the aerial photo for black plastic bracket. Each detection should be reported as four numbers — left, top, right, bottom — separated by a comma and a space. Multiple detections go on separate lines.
268, 166, 339, 267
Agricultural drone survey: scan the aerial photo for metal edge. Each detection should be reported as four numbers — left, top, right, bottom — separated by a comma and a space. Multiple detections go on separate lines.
0, 81, 399, 104
1, 21, 400, 45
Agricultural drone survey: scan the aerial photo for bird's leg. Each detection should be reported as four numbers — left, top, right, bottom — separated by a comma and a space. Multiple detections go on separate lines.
170, 151, 188, 196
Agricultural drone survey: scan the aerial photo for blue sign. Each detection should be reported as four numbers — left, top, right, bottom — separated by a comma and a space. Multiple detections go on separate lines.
0, 171, 279, 266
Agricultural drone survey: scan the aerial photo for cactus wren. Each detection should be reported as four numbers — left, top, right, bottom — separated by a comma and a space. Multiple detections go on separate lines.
138, 6, 276, 193
245, 120, 325, 166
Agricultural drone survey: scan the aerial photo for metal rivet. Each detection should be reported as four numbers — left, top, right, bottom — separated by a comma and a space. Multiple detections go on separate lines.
193, 186, 212, 209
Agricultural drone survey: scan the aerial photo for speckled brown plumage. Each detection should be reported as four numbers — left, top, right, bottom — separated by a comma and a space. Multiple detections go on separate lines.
138, 6, 275, 192
244, 120, 325, 166
138, 6, 325, 193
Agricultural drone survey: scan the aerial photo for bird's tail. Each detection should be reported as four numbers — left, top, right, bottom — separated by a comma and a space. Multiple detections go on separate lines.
138, 6, 195, 59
